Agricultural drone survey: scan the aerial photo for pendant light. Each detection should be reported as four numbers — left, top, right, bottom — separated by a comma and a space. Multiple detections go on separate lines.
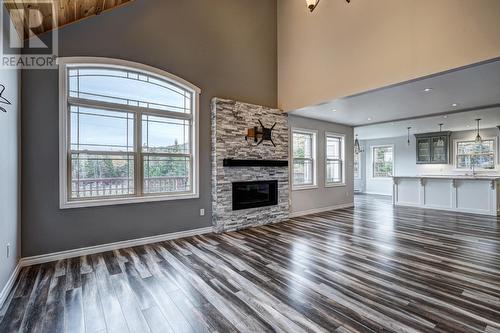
354, 134, 364, 154
474, 119, 482, 144
437, 124, 444, 147
307, 0, 351, 13
407, 127, 412, 146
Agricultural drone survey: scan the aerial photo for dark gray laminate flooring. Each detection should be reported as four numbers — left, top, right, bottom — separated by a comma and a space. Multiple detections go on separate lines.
1, 194, 499, 332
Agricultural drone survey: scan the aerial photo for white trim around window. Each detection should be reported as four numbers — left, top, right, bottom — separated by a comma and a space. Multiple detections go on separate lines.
291, 128, 318, 190
371, 144, 394, 179
453, 136, 499, 171
325, 132, 346, 187
58, 57, 201, 209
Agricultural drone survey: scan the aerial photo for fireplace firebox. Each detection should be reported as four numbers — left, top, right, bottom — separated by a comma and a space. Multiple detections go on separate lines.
232, 180, 278, 211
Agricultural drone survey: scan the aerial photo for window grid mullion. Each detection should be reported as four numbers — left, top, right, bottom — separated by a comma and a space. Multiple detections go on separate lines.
136, 111, 143, 197
68, 96, 192, 121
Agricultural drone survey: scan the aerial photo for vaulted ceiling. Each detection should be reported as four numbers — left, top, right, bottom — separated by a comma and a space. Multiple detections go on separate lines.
4, 0, 134, 40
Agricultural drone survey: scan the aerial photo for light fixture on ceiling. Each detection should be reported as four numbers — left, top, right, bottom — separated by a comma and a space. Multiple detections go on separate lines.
451, 103, 459, 107
443, 115, 448, 119
436, 123, 445, 147
307, 0, 350, 13
354, 134, 364, 154
475, 119, 482, 144
407, 127, 412, 146
423, 88, 433, 92
367, 117, 372, 121
331, 109, 337, 112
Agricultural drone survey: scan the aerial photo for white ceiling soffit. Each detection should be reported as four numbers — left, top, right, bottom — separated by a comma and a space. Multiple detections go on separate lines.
289, 58, 500, 127
354, 107, 500, 140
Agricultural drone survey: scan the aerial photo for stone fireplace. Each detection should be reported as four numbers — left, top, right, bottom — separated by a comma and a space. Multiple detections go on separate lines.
211, 98, 289, 232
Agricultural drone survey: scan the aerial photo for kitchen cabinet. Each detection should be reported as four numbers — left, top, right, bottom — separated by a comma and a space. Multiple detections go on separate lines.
415, 131, 451, 164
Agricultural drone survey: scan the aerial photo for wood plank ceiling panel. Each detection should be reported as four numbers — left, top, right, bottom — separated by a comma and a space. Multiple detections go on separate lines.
3, 0, 134, 40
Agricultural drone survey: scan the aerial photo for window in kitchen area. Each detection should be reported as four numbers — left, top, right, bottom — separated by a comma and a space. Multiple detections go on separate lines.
372, 145, 393, 178
455, 138, 497, 170
354, 152, 361, 179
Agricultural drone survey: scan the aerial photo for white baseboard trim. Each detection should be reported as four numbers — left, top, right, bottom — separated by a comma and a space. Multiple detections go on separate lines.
362, 192, 392, 196
0, 261, 22, 309
289, 202, 354, 218
20, 226, 213, 267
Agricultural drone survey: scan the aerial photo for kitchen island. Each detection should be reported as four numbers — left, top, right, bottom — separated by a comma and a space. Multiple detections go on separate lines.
393, 175, 500, 216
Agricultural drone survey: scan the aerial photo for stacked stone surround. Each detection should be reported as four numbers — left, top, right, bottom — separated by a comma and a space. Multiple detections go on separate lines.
211, 98, 289, 233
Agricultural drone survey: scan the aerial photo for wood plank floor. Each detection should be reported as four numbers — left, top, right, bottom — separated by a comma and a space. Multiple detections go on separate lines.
1, 194, 500, 333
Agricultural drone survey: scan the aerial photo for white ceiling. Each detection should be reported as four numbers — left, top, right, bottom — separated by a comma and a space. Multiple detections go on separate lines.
355, 107, 500, 140
289, 59, 500, 128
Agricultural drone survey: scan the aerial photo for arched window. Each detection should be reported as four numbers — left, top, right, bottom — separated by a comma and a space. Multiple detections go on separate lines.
59, 57, 200, 208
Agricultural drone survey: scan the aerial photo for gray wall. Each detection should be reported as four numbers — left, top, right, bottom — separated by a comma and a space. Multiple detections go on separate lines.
288, 115, 354, 214
362, 136, 415, 196
21, 0, 277, 256
360, 128, 500, 195
0, 12, 21, 297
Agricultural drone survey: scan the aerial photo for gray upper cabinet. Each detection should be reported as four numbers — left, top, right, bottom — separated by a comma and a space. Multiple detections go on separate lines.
415, 131, 452, 164
416, 137, 431, 163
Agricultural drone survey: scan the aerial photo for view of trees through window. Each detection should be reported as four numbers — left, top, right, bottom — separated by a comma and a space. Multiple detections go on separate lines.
456, 139, 495, 170
292, 131, 315, 187
66, 64, 194, 201
373, 146, 393, 178
354, 152, 360, 179
326, 135, 344, 184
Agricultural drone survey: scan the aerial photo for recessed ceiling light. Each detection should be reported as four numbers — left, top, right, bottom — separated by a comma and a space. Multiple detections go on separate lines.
443, 115, 448, 119
332, 109, 337, 112
466, 125, 471, 127
367, 117, 372, 121
423, 88, 433, 92
451, 103, 459, 107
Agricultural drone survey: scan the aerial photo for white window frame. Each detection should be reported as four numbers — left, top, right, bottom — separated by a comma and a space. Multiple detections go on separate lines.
453, 137, 498, 171
354, 151, 362, 180
325, 132, 346, 187
291, 128, 318, 190
58, 57, 201, 209
371, 145, 394, 179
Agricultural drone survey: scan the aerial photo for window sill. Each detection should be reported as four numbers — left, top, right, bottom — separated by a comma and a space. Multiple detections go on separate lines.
452, 168, 498, 172
292, 185, 319, 191
60, 192, 199, 209
325, 183, 346, 188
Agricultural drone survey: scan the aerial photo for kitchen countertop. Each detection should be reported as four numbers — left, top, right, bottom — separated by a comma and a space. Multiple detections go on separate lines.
393, 175, 500, 180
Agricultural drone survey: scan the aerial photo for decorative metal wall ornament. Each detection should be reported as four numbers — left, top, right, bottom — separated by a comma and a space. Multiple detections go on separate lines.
0, 84, 12, 113
244, 119, 277, 147
307, 0, 350, 13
